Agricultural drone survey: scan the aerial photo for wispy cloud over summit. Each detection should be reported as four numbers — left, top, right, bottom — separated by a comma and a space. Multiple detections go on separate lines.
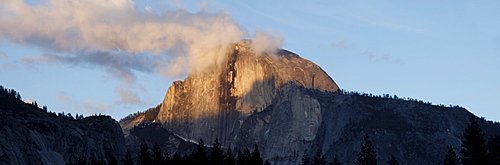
0, 0, 282, 81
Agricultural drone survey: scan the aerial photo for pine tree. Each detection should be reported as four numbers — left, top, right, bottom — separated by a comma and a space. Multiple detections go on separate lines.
264, 160, 271, 165
251, 145, 263, 165
164, 152, 172, 164
108, 156, 118, 165
152, 142, 164, 165
210, 138, 224, 165
386, 154, 398, 165
172, 153, 183, 165
487, 135, 500, 165
183, 153, 194, 165
16, 92, 21, 100
193, 139, 207, 165
460, 116, 487, 165
443, 146, 459, 165
122, 150, 134, 165
138, 140, 152, 165
76, 155, 88, 165
91, 158, 106, 165
312, 149, 327, 165
237, 148, 252, 165
355, 133, 377, 165
224, 146, 236, 165
301, 150, 311, 165
331, 155, 342, 165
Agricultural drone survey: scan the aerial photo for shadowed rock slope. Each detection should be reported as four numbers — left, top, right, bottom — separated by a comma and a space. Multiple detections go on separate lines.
0, 92, 126, 165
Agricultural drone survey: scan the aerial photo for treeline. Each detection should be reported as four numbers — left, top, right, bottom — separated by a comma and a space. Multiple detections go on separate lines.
298, 133, 396, 165
339, 89, 464, 109
0, 85, 53, 114
444, 116, 500, 165
0, 85, 106, 121
48, 111, 108, 120
120, 104, 162, 123
0, 85, 22, 100
119, 138, 270, 165
0, 85, 24, 109
322, 115, 499, 165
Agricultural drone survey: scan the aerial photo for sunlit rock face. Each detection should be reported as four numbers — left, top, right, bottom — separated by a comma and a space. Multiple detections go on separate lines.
157, 40, 339, 147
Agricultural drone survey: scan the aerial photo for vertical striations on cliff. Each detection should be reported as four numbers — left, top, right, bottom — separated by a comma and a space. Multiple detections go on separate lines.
156, 40, 339, 146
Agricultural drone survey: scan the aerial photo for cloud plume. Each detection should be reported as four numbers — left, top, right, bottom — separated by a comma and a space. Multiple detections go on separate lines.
0, 0, 281, 80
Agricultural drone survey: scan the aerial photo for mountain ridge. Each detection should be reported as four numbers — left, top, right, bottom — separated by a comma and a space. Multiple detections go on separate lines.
120, 42, 500, 164
0, 87, 126, 164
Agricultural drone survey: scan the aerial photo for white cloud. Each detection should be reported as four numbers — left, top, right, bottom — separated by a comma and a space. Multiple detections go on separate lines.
250, 29, 283, 55
0, 0, 254, 81
1, 0, 283, 82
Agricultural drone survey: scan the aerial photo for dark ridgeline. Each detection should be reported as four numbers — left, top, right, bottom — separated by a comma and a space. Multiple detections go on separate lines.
0, 85, 126, 164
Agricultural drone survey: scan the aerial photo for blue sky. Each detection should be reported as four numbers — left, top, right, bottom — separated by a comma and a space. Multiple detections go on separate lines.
1, 0, 499, 121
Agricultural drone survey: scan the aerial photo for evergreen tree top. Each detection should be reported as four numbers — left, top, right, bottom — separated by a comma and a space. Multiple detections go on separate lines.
460, 116, 487, 165
355, 133, 377, 165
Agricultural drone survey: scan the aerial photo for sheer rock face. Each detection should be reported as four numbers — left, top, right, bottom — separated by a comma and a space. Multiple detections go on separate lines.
157, 41, 339, 146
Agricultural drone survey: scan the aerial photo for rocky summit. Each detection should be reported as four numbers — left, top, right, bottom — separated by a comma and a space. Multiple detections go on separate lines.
157, 40, 339, 146
121, 41, 500, 164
